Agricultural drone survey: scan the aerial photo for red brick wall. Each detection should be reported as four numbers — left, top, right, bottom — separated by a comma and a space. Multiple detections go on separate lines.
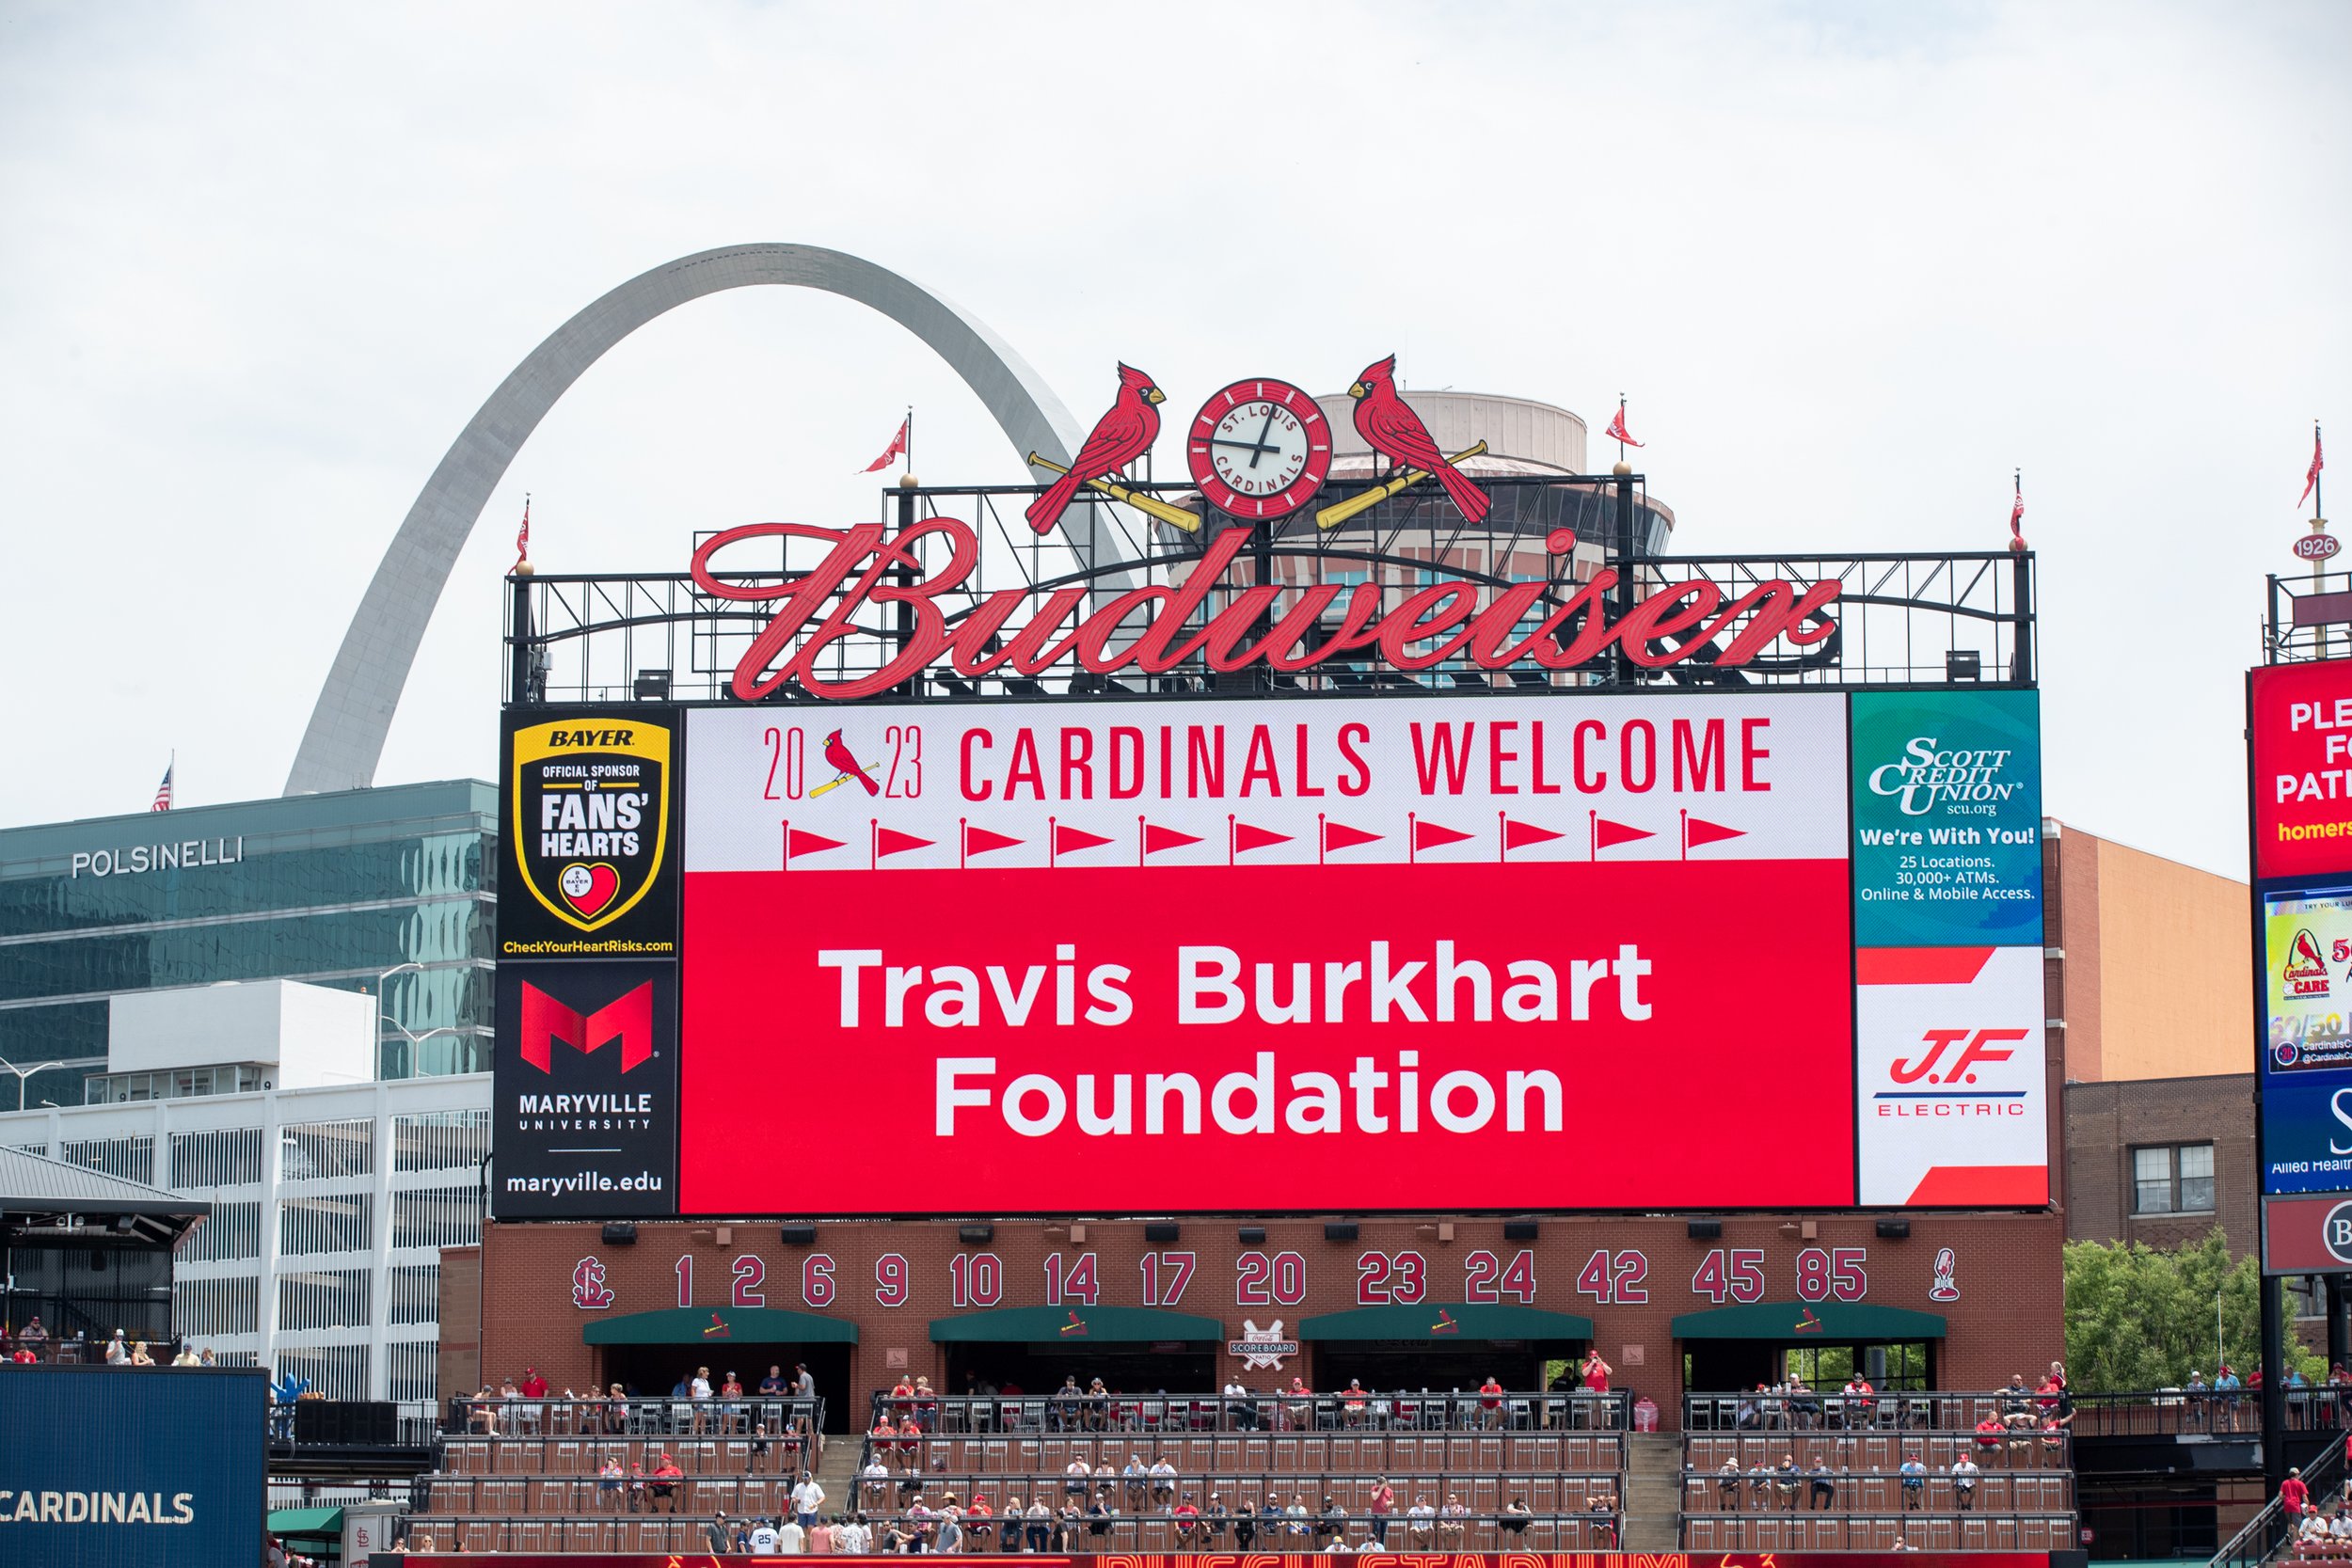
472, 1211, 2063, 1431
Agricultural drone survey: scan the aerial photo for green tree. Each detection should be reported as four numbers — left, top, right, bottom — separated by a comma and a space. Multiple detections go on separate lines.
2064, 1230, 2324, 1392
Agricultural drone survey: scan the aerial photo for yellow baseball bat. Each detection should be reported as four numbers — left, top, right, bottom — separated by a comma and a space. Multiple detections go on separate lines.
1027, 453, 1200, 533
1313, 442, 1489, 531
808, 767, 874, 799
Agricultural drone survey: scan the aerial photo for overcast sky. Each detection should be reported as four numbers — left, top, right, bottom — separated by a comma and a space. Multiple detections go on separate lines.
2, 1, 2345, 877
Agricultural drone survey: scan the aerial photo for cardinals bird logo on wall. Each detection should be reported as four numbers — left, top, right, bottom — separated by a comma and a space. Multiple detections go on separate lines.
1025, 364, 1172, 534
812, 730, 881, 798
1319, 355, 1492, 529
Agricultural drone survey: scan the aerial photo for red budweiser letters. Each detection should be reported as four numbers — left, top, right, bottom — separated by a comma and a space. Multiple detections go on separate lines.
689, 519, 1840, 702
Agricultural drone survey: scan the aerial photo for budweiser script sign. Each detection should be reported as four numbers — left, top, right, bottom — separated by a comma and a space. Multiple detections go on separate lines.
691, 519, 1840, 704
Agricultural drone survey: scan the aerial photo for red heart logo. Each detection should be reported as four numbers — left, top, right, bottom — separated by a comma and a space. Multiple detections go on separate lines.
560, 862, 621, 919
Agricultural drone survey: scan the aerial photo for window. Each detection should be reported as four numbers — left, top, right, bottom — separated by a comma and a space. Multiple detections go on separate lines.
2134, 1144, 2217, 1215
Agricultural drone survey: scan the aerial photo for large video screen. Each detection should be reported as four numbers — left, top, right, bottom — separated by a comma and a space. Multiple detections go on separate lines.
654, 690, 2047, 1214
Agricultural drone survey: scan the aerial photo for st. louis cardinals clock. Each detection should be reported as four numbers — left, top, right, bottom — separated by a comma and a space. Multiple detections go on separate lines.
1185, 377, 1335, 521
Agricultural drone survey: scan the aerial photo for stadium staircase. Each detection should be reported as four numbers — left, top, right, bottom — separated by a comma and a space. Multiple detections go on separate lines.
1623, 1432, 1685, 1551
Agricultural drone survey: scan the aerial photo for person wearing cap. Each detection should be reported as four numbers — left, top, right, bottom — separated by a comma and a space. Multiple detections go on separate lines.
1366, 1477, 1395, 1546
1173, 1491, 1202, 1546
2285, 1466, 2313, 1520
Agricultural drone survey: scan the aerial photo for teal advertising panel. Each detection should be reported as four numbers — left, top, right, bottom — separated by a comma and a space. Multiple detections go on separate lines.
1850, 690, 2043, 947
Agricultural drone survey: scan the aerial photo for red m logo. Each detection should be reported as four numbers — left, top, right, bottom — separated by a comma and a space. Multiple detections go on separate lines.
518, 981, 654, 1074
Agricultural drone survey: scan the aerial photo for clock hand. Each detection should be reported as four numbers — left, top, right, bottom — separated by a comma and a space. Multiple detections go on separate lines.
1208, 436, 1280, 456
1248, 406, 1279, 469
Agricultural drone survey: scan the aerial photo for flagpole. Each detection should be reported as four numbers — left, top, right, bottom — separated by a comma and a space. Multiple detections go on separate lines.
1616, 393, 1627, 465
2314, 423, 2328, 660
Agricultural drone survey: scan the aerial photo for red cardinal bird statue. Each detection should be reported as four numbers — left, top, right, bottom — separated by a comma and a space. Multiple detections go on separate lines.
1025, 363, 1166, 535
1348, 355, 1490, 525
823, 730, 879, 797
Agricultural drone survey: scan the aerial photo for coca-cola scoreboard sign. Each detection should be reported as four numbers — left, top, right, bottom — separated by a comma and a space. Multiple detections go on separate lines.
497, 685, 2048, 1218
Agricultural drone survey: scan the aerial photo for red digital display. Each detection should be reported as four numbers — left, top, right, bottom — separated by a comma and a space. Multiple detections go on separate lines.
2252, 660, 2352, 880
676, 697, 1858, 1215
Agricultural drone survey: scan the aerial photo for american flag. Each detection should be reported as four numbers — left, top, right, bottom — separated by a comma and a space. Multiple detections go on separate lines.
150, 762, 173, 813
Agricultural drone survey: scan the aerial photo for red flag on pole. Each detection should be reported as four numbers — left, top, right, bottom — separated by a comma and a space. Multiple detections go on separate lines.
1604, 403, 1643, 448
1232, 821, 1293, 855
1051, 821, 1114, 863
1502, 816, 1565, 854
961, 822, 1022, 866
874, 827, 933, 860
512, 496, 531, 572
782, 825, 844, 865
1411, 817, 1473, 856
2303, 424, 2327, 508
863, 417, 911, 474
1591, 815, 1653, 853
1142, 822, 1203, 856
2009, 471, 2025, 551
1320, 818, 1381, 858
1682, 814, 1746, 854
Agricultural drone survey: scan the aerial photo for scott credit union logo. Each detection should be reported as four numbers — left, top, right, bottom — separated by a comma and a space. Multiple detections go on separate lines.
512, 719, 671, 931
1867, 735, 2027, 817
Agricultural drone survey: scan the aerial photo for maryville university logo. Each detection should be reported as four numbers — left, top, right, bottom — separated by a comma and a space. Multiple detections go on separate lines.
510, 719, 671, 932
519, 981, 655, 1074
571, 1257, 614, 1310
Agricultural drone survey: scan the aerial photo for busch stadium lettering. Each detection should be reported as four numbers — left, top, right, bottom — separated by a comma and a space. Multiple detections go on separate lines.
691, 517, 1840, 703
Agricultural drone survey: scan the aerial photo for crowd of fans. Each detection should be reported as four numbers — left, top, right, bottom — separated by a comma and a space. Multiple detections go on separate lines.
4, 1320, 215, 1368
455, 1362, 824, 1451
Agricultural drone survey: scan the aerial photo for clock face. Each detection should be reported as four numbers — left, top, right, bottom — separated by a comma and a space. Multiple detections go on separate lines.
1185, 378, 1335, 520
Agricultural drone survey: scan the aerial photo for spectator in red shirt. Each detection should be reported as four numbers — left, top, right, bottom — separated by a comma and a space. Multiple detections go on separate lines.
896, 1413, 923, 1472
519, 1367, 548, 1399
2283, 1467, 2312, 1519
8, 1345, 34, 1365
649, 1452, 684, 1515
1975, 1416, 2005, 1461
1479, 1375, 1504, 1430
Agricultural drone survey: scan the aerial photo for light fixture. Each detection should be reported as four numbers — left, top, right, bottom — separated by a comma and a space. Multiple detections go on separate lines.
1688, 1219, 1723, 1240
1502, 1220, 1539, 1242
958, 1224, 994, 1245
1946, 649, 1982, 682
1237, 1226, 1266, 1245
601, 1222, 637, 1245
1144, 1222, 1180, 1243
1324, 1222, 1359, 1242
633, 669, 673, 701
1875, 1218, 1912, 1239
778, 1225, 816, 1245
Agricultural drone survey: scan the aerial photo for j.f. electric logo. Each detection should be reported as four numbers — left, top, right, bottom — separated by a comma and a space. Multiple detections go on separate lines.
1867, 736, 2027, 817
1877, 1027, 2030, 1118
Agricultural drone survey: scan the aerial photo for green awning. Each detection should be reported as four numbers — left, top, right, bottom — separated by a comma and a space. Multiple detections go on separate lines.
1669, 1301, 1947, 1340
1296, 1302, 1595, 1342
930, 1305, 1224, 1343
267, 1506, 343, 1539
583, 1306, 859, 1346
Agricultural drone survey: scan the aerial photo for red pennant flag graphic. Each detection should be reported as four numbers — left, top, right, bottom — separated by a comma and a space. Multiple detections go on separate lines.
1051, 821, 1114, 863
1232, 821, 1293, 855
1502, 816, 1565, 854
1410, 816, 1474, 862
1320, 818, 1382, 858
1682, 814, 1745, 854
1591, 815, 1653, 853
874, 826, 933, 861
1143, 822, 1204, 856
783, 825, 845, 865
961, 823, 1023, 862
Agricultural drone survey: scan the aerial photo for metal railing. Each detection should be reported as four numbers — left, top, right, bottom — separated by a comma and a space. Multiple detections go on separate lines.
2071, 1386, 2352, 1436
865, 1388, 1629, 1434
1683, 1386, 2071, 1434
1681, 1510, 2078, 1552
445, 1393, 824, 1443
2213, 1424, 2345, 1568
397, 1508, 1625, 1555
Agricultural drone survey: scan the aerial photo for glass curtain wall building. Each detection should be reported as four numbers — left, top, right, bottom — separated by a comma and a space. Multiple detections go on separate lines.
0, 781, 496, 1107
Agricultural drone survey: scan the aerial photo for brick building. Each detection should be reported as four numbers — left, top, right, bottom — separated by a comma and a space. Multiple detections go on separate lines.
440, 1210, 2066, 1434
2044, 820, 2251, 1084
2063, 1074, 2257, 1252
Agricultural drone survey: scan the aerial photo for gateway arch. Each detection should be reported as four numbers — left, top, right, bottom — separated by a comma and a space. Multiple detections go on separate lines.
284, 243, 1089, 796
